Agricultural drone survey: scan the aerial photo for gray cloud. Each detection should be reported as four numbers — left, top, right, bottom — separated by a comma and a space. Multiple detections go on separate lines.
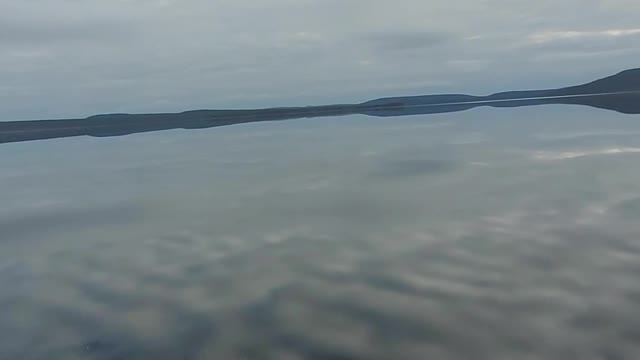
0, 0, 639, 119
370, 158, 456, 178
362, 31, 453, 52
0, 17, 134, 46
610, 197, 640, 219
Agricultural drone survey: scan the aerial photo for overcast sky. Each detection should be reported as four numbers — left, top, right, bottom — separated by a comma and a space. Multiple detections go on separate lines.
1, 0, 639, 119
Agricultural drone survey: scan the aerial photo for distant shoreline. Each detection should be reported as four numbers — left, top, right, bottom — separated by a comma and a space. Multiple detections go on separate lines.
1, 68, 639, 145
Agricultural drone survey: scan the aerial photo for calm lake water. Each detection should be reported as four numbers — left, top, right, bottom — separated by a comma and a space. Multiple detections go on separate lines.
2, 105, 640, 359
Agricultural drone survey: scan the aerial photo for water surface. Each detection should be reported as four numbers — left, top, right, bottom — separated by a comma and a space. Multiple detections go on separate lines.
2, 105, 640, 359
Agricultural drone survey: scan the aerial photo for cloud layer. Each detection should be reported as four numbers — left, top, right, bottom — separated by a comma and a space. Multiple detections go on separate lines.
1, 0, 639, 119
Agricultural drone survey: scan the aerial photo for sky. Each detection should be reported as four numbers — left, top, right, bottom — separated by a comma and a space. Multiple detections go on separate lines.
1, 0, 640, 119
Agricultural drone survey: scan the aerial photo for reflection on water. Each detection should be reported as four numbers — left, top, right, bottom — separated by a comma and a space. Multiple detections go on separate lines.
2, 105, 640, 359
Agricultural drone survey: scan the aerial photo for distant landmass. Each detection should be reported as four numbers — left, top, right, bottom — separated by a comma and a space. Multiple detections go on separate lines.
1, 68, 639, 145
361, 68, 640, 116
